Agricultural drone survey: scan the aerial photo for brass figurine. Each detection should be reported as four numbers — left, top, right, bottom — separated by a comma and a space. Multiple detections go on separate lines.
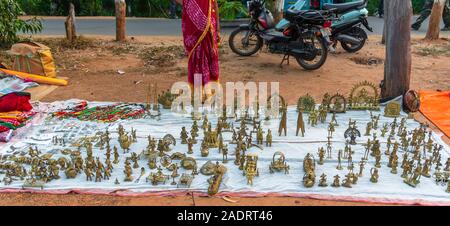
370, 168, 379, 183
319, 173, 328, 187
269, 152, 290, 174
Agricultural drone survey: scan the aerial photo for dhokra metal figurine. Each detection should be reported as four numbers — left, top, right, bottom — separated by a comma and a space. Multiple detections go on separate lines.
269, 151, 290, 174
421, 159, 432, 178
297, 93, 316, 113
332, 175, 340, 187
318, 104, 328, 123
318, 147, 325, 165
370, 168, 379, 183
342, 173, 353, 188
201, 141, 209, 157
328, 122, 335, 138
336, 149, 343, 170
322, 93, 331, 109
243, 154, 259, 186
330, 112, 338, 127
180, 126, 188, 144
364, 121, 372, 136
123, 160, 133, 182
177, 173, 194, 188
384, 101, 401, 118
308, 108, 319, 127
296, 110, 305, 137
278, 104, 287, 136
302, 153, 316, 188
326, 136, 332, 159
328, 93, 347, 113
266, 129, 272, 147
222, 145, 228, 163
256, 127, 264, 145
381, 123, 388, 137
347, 81, 380, 111
147, 167, 169, 185
318, 173, 328, 187
208, 162, 227, 196
358, 160, 366, 177
344, 119, 361, 145
404, 163, 422, 187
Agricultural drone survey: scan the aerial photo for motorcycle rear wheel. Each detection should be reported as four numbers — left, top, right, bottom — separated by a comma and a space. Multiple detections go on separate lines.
295, 35, 328, 71
340, 27, 367, 53
229, 27, 263, 56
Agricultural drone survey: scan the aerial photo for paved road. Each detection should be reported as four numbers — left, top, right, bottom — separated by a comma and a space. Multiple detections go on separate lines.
36, 16, 449, 36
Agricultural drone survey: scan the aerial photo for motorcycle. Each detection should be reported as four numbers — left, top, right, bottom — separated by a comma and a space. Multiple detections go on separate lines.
229, 0, 335, 70
276, 0, 373, 53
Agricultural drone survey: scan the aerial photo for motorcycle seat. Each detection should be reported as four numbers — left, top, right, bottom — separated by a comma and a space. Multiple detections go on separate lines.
285, 9, 325, 23
322, 0, 365, 14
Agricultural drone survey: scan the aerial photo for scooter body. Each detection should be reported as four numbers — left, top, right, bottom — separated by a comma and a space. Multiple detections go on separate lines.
276, 0, 368, 31
275, 0, 371, 52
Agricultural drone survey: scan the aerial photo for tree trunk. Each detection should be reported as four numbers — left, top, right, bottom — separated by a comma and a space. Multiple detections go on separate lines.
381, 0, 388, 44
425, 0, 445, 40
115, 0, 126, 42
65, 3, 76, 43
382, 0, 412, 101
273, 0, 285, 23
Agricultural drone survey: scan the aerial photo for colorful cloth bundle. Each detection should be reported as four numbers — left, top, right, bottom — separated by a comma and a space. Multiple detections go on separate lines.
52, 101, 146, 122
0, 92, 35, 142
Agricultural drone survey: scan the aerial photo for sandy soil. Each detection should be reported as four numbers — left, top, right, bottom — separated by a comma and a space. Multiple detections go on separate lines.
0, 34, 449, 206
28, 35, 450, 105
0, 193, 396, 206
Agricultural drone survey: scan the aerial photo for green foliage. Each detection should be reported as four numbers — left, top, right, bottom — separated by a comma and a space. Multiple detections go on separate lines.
366, 0, 425, 16
0, 0, 42, 47
16, 0, 428, 18
218, 0, 248, 20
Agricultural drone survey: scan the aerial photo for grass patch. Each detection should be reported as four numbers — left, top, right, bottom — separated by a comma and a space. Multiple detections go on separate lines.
33, 36, 98, 52
139, 45, 185, 67
415, 45, 450, 57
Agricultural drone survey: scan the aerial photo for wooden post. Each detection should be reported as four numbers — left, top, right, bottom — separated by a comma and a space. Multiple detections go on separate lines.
381, 0, 412, 101
425, 0, 445, 40
115, 0, 126, 42
65, 3, 76, 43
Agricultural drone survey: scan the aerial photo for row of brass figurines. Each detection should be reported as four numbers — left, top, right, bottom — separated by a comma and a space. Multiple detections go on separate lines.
301, 118, 449, 191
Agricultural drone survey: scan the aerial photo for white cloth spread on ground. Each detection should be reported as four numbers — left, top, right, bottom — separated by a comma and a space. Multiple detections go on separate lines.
0, 100, 449, 205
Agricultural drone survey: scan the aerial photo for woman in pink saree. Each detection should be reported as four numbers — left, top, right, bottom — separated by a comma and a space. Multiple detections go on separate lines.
176, 0, 220, 86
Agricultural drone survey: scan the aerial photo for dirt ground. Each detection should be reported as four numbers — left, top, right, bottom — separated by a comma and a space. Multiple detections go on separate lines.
0, 34, 449, 206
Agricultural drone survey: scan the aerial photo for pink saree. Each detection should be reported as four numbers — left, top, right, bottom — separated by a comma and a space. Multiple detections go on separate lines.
182, 0, 220, 86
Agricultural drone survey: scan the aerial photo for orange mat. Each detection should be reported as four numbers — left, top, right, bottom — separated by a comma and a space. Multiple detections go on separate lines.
419, 90, 450, 138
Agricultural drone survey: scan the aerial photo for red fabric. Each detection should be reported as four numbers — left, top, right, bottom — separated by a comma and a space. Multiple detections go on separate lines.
311, 0, 320, 9
182, 0, 220, 86
0, 92, 32, 112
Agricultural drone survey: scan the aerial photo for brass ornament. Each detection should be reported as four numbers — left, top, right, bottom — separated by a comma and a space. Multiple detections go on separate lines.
269, 151, 290, 174
348, 81, 380, 111
297, 93, 316, 113
384, 101, 401, 118
328, 93, 347, 113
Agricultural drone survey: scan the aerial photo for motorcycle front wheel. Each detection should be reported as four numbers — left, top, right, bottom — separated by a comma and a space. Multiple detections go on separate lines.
296, 35, 328, 71
340, 27, 367, 53
229, 27, 263, 56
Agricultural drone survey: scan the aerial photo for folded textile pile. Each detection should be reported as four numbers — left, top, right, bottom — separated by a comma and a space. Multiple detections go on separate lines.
51, 101, 146, 122
0, 72, 39, 95
0, 92, 35, 142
